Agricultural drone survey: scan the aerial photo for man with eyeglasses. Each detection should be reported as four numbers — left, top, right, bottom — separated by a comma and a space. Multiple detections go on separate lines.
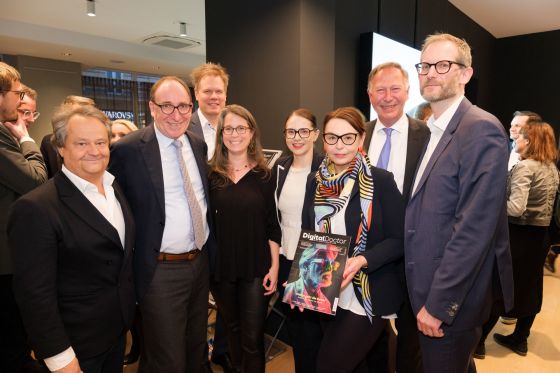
14, 85, 40, 128
362, 62, 430, 373
404, 33, 513, 373
110, 76, 215, 373
1, 62, 47, 372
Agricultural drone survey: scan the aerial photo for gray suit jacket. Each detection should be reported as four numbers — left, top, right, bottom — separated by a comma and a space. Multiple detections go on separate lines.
364, 116, 430, 201
0, 123, 47, 274
188, 111, 205, 139
404, 98, 514, 330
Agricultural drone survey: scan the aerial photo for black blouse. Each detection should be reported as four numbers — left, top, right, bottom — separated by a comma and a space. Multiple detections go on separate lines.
209, 168, 282, 281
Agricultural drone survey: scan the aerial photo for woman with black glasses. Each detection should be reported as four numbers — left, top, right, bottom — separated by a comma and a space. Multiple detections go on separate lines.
272, 108, 323, 372
301, 107, 404, 372
208, 104, 281, 373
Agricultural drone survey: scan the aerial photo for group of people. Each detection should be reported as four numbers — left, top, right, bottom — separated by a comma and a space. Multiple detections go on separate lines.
0, 30, 557, 373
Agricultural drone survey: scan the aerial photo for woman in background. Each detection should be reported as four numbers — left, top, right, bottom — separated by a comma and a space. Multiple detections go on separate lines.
302, 107, 404, 372
111, 119, 138, 144
273, 108, 322, 372
208, 104, 281, 373
477, 121, 559, 357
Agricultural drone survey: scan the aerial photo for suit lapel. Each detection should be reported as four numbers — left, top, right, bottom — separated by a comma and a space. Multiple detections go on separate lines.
411, 98, 471, 200
114, 182, 134, 256
55, 172, 122, 249
188, 111, 204, 138
364, 119, 377, 152
140, 125, 165, 216
403, 117, 427, 200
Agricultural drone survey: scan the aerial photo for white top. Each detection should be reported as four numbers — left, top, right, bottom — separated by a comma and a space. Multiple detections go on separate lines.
45, 166, 126, 371
367, 113, 409, 194
412, 96, 464, 196
278, 165, 311, 259
155, 124, 209, 253
197, 108, 217, 160
508, 144, 519, 171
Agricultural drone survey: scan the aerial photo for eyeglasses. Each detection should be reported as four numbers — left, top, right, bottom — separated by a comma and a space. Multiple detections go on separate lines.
152, 102, 193, 115
323, 133, 359, 145
17, 109, 40, 120
1, 90, 26, 100
414, 60, 466, 75
284, 128, 316, 139
223, 126, 250, 135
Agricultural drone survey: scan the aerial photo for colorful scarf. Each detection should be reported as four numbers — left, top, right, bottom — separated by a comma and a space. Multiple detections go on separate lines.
314, 151, 374, 321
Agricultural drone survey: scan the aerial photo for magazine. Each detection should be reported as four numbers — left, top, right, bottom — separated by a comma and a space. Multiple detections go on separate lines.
282, 229, 350, 315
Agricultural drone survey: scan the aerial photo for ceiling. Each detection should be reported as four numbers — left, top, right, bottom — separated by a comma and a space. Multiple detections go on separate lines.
1, 0, 559, 78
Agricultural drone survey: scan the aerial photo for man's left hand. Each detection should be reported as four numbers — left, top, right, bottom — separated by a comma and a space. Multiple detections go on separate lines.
417, 305, 444, 337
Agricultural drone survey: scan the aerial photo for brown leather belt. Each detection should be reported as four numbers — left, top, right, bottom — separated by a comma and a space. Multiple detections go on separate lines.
158, 250, 200, 262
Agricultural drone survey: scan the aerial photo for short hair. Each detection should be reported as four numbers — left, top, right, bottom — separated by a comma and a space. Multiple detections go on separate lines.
285, 108, 317, 129
63, 95, 95, 107
518, 121, 558, 163
323, 107, 366, 135
112, 119, 138, 132
422, 33, 472, 67
513, 110, 542, 122
209, 104, 269, 188
0, 62, 21, 92
21, 84, 37, 101
190, 62, 229, 93
367, 62, 409, 92
52, 105, 111, 148
150, 76, 191, 102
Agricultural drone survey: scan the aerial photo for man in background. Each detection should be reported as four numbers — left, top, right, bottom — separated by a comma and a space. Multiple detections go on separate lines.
508, 110, 542, 171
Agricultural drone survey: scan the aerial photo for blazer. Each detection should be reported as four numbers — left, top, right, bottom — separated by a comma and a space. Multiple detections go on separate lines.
7, 172, 135, 360
40, 133, 62, 178
0, 123, 47, 274
363, 116, 430, 202
302, 166, 405, 316
404, 98, 514, 330
188, 110, 205, 140
109, 124, 215, 300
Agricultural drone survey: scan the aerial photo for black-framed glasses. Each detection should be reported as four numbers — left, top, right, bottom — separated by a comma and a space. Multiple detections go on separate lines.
414, 60, 466, 75
284, 128, 316, 139
1, 90, 25, 100
323, 133, 359, 145
17, 109, 40, 120
223, 126, 250, 135
152, 101, 193, 115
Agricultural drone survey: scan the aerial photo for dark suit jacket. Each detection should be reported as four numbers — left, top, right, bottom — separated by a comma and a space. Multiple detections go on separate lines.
7, 172, 135, 360
404, 98, 514, 330
40, 133, 62, 179
0, 123, 47, 274
302, 167, 405, 316
188, 110, 205, 139
363, 116, 430, 202
109, 124, 215, 301
272, 152, 323, 207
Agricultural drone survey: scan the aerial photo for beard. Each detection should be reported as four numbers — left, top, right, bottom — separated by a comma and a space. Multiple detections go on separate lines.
421, 75, 461, 103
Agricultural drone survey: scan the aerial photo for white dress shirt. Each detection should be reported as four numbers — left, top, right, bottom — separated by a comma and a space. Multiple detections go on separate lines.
155, 125, 209, 253
45, 166, 126, 371
367, 114, 409, 194
508, 143, 520, 171
197, 109, 217, 160
412, 96, 464, 196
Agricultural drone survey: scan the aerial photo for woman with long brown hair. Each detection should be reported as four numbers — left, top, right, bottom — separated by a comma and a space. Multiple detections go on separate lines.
208, 104, 281, 373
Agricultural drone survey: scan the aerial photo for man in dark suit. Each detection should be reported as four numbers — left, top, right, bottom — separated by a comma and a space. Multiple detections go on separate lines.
1, 63, 48, 373
110, 76, 214, 373
405, 33, 513, 372
363, 62, 429, 373
8, 104, 135, 373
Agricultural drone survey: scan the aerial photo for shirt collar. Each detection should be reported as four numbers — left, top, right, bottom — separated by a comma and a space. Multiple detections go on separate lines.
429, 95, 464, 133
61, 165, 115, 194
376, 113, 408, 133
197, 109, 215, 130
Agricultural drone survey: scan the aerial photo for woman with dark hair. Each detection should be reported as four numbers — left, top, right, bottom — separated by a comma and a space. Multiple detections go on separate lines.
301, 107, 404, 372
477, 121, 559, 357
272, 108, 322, 372
208, 104, 281, 373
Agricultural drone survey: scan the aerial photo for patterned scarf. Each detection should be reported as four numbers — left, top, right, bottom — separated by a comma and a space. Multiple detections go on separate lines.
314, 151, 374, 321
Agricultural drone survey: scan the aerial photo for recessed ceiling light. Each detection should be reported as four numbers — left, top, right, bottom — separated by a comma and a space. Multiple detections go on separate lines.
87, 0, 96, 17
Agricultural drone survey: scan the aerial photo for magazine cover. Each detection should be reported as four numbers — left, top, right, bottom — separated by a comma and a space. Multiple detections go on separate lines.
282, 229, 350, 315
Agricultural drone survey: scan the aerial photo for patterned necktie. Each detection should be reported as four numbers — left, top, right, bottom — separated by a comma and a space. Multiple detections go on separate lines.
376, 127, 393, 170
172, 139, 206, 249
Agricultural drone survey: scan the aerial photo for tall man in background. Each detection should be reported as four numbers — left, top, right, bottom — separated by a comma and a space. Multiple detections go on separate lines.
405, 33, 513, 372
0, 62, 47, 373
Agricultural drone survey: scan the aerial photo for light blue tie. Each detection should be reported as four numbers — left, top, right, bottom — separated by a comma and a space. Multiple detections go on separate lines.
376, 128, 393, 170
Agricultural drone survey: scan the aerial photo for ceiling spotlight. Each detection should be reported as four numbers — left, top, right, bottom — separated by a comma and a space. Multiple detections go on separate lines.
179, 22, 187, 37
87, 0, 96, 17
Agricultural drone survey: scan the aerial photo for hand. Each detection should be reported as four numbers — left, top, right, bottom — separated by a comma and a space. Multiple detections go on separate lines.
52, 357, 82, 373
263, 264, 279, 296
341, 256, 368, 288
416, 306, 444, 338
3, 117, 29, 141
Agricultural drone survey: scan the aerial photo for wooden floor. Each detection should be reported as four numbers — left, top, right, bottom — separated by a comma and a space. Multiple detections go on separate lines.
124, 258, 560, 373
